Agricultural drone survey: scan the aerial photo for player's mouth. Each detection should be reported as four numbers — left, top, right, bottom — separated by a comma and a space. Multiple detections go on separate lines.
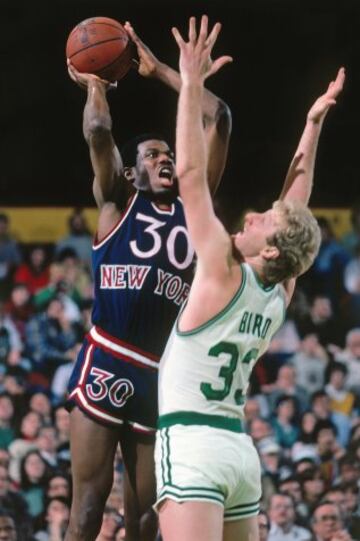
158, 166, 174, 186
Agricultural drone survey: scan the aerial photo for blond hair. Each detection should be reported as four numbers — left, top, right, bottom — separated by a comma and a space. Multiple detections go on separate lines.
264, 200, 321, 283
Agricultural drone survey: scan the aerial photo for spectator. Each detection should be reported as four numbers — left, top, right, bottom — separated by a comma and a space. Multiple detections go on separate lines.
51, 343, 82, 406
307, 217, 350, 311
25, 298, 79, 381
289, 334, 328, 394
0, 394, 15, 450
14, 246, 50, 296
46, 474, 71, 501
19, 450, 48, 519
29, 393, 52, 426
4, 284, 33, 343
266, 364, 309, 413
268, 493, 312, 541
291, 411, 317, 463
335, 328, 360, 394
8, 411, 42, 483
0, 214, 22, 301
96, 506, 124, 541
325, 363, 355, 417
299, 467, 326, 511
311, 391, 351, 448
313, 420, 344, 485
311, 501, 353, 541
55, 209, 93, 273
271, 395, 299, 451
0, 509, 18, 541
0, 465, 31, 541
295, 295, 344, 348
341, 202, 360, 256
258, 510, 271, 541
33, 495, 70, 541
36, 426, 59, 471
278, 476, 309, 528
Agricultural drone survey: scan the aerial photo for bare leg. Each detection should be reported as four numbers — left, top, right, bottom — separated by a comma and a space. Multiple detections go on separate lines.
223, 516, 259, 541
159, 499, 223, 541
120, 427, 157, 541
65, 408, 120, 541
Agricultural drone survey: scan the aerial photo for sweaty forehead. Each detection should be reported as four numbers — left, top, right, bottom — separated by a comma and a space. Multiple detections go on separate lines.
138, 139, 169, 153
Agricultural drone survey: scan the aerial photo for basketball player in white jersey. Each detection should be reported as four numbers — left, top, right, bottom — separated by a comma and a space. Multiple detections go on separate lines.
155, 15, 345, 541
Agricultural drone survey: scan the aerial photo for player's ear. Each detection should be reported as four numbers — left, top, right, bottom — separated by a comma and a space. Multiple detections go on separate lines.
123, 167, 135, 184
261, 245, 280, 260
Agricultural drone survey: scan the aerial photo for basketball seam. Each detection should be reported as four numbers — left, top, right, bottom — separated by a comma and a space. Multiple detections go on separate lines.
69, 21, 126, 36
69, 37, 128, 59
96, 46, 131, 76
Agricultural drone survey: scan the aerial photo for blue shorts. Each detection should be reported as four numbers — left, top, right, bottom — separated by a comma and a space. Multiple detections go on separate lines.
67, 327, 159, 433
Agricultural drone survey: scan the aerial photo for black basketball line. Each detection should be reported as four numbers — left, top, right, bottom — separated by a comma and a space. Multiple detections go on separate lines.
69, 37, 128, 59
95, 46, 131, 76
70, 20, 125, 36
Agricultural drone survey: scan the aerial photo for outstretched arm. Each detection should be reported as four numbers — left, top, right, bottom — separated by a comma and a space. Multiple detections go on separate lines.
125, 21, 232, 194
280, 67, 345, 205
173, 16, 233, 271
67, 63, 129, 211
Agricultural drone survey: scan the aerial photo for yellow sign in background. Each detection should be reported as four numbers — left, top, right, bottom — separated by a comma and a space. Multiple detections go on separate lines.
0, 207, 352, 244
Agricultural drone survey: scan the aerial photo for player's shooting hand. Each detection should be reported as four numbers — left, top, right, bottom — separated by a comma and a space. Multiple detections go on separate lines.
172, 15, 232, 84
307, 67, 345, 124
67, 60, 117, 91
124, 21, 160, 77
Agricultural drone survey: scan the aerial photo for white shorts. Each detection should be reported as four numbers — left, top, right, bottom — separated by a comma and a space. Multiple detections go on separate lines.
155, 421, 261, 521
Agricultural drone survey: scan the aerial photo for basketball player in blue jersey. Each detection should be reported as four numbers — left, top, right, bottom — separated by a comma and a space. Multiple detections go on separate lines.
154, 16, 345, 541
64, 21, 232, 541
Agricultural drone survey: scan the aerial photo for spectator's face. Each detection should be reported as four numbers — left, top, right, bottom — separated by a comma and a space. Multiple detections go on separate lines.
317, 428, 335, 452
55, 408, 70, 434
258, 514, 270, 541
347, 333, 360, 359
244, 399, 260, 421
250, 419, 272, 442
99, 510, 122, 539
343, 489, 358, 513
11, 286, 30, 307
340, 463, 360, 483
48, 476, 70, 499
261, 451, 279, 473
312, 504, 342, 541
24, 453, 45, 481
0, 450, 9, 469
303, 476, 325, 498
269, 495, 294, 528
30, 393, 51, 416
329, 370, 345, 390
295, 460, 315, 475
47, 299, 64, 320
46, 500, 70, 525
277, 399, 294, 420
0, 517, 16, 541
312, 395, 330, 418
0, 397, 13, 423
0, 467, 9, 497
301, 412, 316, 434
279, 480, 302, 503
21, 412, 41, 439
37, 428, 57, 453
325, 491, 347, 517
30, 248, 46, 268
312, 297, 332, 319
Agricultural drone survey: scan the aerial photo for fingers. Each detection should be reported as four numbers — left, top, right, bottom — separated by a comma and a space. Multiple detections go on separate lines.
210, 55, 233, 76
124, 21, 143, 46
172, 26, 185, 48
205, 22, 222, 51
198, 15, 208, 46
189, 16, 196, 43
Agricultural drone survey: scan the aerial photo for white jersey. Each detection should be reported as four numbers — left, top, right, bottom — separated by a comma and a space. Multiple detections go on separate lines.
158, 263, 286, 424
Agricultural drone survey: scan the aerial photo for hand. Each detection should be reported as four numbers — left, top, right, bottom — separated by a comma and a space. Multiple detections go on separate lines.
124, 21, 160, 78
330, 529, 353, 541
67, 60, 117, 91
172, 15, 232, 84
307, 67, 345, 124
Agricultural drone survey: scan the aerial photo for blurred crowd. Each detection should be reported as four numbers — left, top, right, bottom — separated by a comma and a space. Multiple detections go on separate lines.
1, 205, 360, 540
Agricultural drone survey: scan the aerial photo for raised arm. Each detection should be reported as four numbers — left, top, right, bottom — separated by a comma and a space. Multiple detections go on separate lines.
125, 21, 232, 194
68, 63, 130, 213
173, 16, 232, 270
280, 67, 345, 205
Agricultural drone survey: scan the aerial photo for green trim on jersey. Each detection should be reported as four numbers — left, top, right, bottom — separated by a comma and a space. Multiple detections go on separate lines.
248, 264, 275, 292
158, 411, 243, 433
176, 264, 247, 336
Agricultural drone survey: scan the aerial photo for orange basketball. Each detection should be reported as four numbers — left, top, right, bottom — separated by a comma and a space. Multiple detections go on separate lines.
66, 17, 133, 82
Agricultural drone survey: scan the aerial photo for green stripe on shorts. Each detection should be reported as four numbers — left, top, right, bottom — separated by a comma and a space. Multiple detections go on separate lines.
158, 411, 243, 433
160, 483, 225, 505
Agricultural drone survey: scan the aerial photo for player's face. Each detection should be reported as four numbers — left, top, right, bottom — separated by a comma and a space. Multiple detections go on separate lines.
134, 140, 177, 195
232, 208, 283, 257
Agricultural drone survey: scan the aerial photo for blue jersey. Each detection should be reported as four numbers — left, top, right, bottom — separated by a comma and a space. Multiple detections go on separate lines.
92, 191, 194, 359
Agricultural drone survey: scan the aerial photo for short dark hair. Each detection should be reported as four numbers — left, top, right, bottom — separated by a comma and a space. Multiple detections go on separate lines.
311, 501, 341, 524
313, 419, 337, 441
120, 133, 168, 167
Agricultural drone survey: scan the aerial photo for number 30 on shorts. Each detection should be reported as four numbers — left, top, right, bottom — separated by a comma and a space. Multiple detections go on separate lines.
86, 367, 134, 407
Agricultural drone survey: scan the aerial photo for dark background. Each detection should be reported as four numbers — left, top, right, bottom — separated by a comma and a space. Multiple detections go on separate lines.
1, 0, 360, 219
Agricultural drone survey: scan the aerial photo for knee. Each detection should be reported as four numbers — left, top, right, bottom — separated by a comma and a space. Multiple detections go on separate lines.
69, 493, 105, 537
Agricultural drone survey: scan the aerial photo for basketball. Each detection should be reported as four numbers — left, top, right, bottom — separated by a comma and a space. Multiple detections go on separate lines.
66, 17, 133, 82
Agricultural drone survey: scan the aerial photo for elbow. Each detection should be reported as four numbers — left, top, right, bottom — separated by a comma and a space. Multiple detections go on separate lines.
85, 117, 112, 146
